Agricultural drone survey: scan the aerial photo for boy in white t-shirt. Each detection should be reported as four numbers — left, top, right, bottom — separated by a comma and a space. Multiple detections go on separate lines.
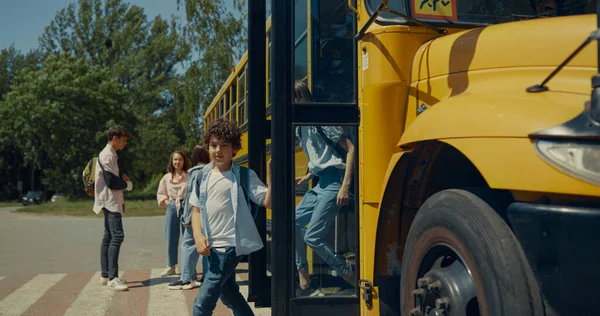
188, 119, 272, 316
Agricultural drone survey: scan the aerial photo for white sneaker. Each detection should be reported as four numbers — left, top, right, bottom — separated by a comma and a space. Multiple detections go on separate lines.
100, 276, 109, 285
160, 266, 176, 277
107, 277, 129, 291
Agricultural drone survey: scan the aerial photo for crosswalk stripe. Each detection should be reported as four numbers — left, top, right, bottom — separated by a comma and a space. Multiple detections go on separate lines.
63, 271, 115, 316
0, 275, 36, 304
0, 273, 66, 316
147, 269, 189, 316
22, 271, 95, 316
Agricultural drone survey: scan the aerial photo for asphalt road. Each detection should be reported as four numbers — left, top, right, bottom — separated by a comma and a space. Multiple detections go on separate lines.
0, 206, 170, 277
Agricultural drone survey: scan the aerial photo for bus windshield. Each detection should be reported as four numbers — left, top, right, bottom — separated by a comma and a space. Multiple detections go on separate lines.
366, 0, 595, 25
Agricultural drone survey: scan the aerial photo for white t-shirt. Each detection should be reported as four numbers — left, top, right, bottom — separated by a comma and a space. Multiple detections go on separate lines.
295, 126, 347, 176
191, 170, 236, 248
188, 166, 268, 253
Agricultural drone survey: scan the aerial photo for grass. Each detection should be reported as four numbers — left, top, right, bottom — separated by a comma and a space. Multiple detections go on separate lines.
0, 202, 20, 207
15, 199, 164, 217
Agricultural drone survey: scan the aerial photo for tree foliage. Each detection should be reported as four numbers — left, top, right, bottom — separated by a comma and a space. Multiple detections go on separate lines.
0, 54, 129, 195
0, 0, 247, 199
177, 0, 247, 147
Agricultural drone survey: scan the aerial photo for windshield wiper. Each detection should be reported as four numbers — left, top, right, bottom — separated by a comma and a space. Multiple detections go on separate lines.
356, 3, 446, 40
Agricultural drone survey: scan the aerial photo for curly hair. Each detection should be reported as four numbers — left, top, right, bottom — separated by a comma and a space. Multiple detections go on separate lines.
167, 150, 192, 174
203, 119, 242, 153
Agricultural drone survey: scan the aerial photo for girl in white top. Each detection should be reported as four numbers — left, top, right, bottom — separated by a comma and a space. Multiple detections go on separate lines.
157, 150, 191, 277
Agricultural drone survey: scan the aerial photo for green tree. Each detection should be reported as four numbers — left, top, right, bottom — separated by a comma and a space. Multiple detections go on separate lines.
0, 54, 129, 195
37, 0, 187, 191
0, 46, 43, 199
176, 0, 247, 146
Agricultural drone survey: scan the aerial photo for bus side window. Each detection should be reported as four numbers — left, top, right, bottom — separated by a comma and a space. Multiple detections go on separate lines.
232, 81, 237, 122
238, 70, 246, 125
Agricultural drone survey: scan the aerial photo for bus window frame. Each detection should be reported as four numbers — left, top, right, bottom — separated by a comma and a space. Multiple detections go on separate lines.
364, 0, 506, 28
231, 81, 238, 121
238, 69, 247, 127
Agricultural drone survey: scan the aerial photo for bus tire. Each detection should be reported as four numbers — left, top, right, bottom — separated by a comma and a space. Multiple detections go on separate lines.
399, 189, 543, 316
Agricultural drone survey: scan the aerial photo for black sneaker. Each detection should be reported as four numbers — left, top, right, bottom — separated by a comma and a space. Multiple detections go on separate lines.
296, 286, 319, 297
168, 280, 191, 290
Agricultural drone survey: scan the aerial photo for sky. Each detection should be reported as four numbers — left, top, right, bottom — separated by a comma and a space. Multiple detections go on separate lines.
0, 0, 240, 53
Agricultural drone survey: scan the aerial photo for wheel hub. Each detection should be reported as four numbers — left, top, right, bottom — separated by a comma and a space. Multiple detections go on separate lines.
409, 257, 478, 316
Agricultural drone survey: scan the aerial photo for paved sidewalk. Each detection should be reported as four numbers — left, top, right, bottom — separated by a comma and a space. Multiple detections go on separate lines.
1, 206, 168, 276
0, 206, 271, 315
0, 263, 270, 316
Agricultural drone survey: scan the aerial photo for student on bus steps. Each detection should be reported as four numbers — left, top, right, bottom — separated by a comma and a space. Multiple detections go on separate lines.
293, 80, 356, 296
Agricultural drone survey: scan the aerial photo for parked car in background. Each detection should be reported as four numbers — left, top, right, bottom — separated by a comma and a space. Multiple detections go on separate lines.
22, 191, 44, 206
51, 194, 63, 202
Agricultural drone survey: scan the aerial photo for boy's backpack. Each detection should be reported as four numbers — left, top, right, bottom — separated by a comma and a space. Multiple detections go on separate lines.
82, 155, 108, 197
82, 157, 98, 196
239, 166, 260, 219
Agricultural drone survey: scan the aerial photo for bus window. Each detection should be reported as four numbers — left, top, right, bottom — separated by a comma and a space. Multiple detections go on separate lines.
226, 90, 232, 120
238, 70, 246, 125
366, 0, 595, 25
294, 0, 309, 83
308, 0, 355, 103
268, 31, 272, 107
220, 95, 227, 118
232, 81, 237, 122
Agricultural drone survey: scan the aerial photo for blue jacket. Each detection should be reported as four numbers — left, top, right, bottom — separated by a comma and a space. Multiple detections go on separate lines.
180, 164, 206, 226
190, 161, 266, 256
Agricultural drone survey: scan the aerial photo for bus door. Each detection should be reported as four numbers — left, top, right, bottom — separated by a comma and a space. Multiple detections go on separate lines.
270, 0, 360, 315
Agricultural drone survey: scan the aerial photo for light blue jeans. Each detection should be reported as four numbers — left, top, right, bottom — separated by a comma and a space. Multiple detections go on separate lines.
193, 247, 254, 316
295, 167, 348, 276
165, 201, 183, 267
180, 226, 210, 282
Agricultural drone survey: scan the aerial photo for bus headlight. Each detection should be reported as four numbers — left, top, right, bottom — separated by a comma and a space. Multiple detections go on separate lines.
534, 140, 600, 186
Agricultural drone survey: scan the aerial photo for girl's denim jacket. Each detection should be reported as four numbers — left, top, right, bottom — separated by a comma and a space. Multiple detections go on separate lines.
191, 161, 265, 256
180, 164, 205, 226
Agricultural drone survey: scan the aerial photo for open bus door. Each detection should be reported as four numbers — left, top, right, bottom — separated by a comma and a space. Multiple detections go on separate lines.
269, 0, 361, 315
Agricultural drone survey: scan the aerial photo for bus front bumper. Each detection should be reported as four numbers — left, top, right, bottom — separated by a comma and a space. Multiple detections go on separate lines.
508, 202, 600, 316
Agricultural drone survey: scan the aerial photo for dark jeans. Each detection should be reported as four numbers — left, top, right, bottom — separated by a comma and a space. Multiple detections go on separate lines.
100, 208, 124, 280
193, 247, 254, 316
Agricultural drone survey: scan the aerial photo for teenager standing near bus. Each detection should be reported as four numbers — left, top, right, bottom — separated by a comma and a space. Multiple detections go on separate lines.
157, 151, 192, 277
168, 145, 211, 290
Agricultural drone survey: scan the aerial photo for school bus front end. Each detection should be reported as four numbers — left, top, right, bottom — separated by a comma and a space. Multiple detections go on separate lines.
355, 1, 600, 315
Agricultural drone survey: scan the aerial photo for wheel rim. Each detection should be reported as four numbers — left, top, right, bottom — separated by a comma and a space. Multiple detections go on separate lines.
409, 245, 480, 316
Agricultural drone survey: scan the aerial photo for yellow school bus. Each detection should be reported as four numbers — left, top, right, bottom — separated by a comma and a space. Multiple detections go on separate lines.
208, 0, 600, 315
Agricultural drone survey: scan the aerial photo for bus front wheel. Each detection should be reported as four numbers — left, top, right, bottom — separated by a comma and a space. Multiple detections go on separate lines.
399, 189, 543, 316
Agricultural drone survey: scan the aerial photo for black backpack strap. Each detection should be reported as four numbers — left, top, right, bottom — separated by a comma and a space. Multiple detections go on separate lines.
315, 126, 348, 162
239, 166, 258, 219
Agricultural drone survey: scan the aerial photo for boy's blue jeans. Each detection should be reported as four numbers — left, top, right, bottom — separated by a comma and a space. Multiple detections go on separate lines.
193, 247, 254, 316
100, 208, 124, 280
180, 226, 209, 282
165, 201, 182, 267
295, 167, 348, 276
